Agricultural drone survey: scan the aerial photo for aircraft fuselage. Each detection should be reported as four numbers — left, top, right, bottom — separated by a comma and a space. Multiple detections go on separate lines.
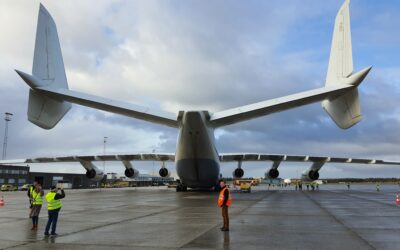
175, 111, 220, 188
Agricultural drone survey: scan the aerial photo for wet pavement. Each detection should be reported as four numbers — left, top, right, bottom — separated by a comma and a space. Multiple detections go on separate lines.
0, 185, 400, 249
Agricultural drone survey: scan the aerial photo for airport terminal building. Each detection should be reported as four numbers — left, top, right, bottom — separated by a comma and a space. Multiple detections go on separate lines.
0, 165, 96, 189
0, 165, 175, 189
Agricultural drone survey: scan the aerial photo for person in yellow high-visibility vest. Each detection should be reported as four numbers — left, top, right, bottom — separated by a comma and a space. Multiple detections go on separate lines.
29, 183, 44, 230
27, 181, 38, 208
44, 186, 65, 236
217, 180, 231, 231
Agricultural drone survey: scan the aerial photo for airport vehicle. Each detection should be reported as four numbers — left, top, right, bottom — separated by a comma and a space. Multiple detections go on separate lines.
1, 184, 18, 192
2, 0, 400, 191
56, 181, 72, 189
239, 182, 252, 193
20, 184, 33, 191
234, 179, 259, 186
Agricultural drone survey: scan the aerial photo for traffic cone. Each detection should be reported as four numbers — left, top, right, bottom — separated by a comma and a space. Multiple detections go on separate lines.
396, 194, 400, 206
0, 196, 4, 206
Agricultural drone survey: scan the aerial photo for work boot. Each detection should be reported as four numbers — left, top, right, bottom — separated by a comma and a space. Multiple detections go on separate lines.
31, 225, 35, 230
34, 224, 38, 230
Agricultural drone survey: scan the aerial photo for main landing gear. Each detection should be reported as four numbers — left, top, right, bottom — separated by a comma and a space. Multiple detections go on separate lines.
176, 180, 187, 192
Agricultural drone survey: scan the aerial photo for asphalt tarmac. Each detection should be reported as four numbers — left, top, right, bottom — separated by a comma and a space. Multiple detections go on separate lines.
0, 184, 400, 250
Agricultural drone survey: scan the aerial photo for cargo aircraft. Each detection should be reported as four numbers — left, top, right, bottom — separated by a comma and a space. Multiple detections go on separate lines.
2, 0, 399, 191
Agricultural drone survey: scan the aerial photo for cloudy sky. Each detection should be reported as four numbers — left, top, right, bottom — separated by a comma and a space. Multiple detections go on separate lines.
0, 0, 399, 179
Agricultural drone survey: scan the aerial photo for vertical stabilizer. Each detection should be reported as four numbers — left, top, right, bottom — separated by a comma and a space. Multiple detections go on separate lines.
21, 4, 71, 129
33, 4, 68, 89
322, 0, 371, 129
326, 0, 353, 86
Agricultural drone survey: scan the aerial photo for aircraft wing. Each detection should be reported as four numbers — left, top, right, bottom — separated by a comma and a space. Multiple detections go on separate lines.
0, 153, 175, 181
219, 153, 400, 165
220, 153, 400, 180
0, 153, 175, 165
210, 82, 365, 127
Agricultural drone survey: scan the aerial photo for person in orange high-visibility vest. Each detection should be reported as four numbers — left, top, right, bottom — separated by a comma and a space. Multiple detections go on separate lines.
217, 180, 231, 231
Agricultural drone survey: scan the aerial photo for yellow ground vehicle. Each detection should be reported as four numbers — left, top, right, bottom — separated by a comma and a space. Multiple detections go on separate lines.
240, 182, 251, 193
234, 179, 259, 186
1, 184, 18, 191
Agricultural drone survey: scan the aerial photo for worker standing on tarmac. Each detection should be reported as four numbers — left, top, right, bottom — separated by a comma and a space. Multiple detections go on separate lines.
29, 183, 44, 230
27, 181, 38, 208
44, 186, 65, 236
218, 180, 231, 232
376, 183, 380, 192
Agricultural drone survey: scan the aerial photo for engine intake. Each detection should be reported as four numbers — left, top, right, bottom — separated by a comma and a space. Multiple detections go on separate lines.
266, 169, 279, 179
125, 168, 139, 178
159, 168, 170, 177
301, 170, 320, 181
85, 168, 104, 181
308, 170, 319, 180
233, 168, 244, 178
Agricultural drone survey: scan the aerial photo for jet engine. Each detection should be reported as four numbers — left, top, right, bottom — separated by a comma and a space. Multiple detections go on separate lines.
233, 168, 244, 178
85, 167, 104, 181
265, 168, 279, 179
122, 161, 139, 178
301, 170, 320, 182
80, 161, 104, 181
125, 167, 139, 178
159, 168, 170, 177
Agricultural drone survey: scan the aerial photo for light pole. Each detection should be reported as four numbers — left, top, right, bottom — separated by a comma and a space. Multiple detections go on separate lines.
103, 136, 108, 174
152, 149, 155, 176
2, 112, 13, 160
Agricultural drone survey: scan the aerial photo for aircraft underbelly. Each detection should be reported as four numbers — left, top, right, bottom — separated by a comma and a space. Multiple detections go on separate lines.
176, 158, 219, 188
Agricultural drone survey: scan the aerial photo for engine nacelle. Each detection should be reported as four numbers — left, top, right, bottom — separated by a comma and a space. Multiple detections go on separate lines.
301, 170, 320, 182
125, 167, 139, 178
232, 168, 244, 178
159, 168, 170, 177
85, 168, 104, 181
122, 161, 139, 178
265, 169, 279, 179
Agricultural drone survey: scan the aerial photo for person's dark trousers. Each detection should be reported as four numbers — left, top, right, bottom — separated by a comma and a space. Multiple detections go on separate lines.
45, 210, 59, 234
221, 205, 229, 229
32, 216, 38, 225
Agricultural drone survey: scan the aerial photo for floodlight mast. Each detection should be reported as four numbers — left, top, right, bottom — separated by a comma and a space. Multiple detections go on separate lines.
2, 112, 13, 160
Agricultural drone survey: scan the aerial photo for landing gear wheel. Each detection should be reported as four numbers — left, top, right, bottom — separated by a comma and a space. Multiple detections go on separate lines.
176, 184, 187, 192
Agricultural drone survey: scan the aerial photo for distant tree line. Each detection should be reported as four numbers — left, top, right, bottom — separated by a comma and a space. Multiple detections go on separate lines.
324, 178, 400, 183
